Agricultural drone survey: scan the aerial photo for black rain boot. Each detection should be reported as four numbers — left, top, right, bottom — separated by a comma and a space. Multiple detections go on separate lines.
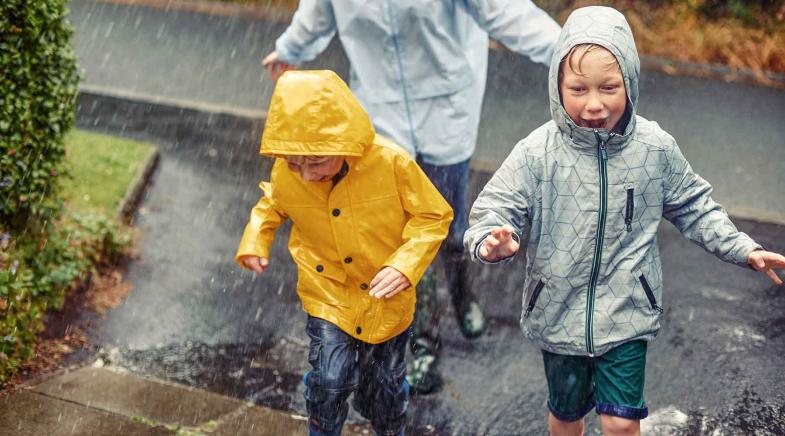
406, 268, 442, 395
445, 249, 485, 339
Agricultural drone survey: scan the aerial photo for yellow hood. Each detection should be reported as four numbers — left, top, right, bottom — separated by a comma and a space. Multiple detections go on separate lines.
261, 70, 375, 157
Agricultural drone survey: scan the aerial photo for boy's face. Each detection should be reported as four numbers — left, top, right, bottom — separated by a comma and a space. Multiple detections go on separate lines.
559, 46, 627, 133
284, 155, 345, 182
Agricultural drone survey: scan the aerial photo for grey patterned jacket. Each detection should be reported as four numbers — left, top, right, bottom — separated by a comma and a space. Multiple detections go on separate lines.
464, 6, 761, 356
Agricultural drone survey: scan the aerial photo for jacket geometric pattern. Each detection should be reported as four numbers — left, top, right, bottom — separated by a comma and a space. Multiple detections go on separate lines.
236, 70, 452, 344
464, 6, 761, 356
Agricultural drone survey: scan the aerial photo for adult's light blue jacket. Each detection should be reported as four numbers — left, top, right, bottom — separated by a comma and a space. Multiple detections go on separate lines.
274, 0, 561, 165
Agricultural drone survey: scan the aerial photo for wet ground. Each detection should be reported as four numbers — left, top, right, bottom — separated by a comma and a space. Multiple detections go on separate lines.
65, 0, 785, 433
74, 92, 785, 435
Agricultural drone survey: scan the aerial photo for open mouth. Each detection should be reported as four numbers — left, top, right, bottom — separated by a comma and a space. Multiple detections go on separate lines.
581, 118, 607, 129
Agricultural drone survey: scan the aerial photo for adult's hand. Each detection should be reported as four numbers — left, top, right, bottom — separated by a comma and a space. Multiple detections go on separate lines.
261, 50, 296, 81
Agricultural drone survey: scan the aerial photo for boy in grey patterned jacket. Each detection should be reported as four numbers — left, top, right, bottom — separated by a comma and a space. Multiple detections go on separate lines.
464, 6, 785, 436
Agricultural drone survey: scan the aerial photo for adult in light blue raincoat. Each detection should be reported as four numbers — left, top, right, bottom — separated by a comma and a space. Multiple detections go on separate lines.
262, 0, 561, 396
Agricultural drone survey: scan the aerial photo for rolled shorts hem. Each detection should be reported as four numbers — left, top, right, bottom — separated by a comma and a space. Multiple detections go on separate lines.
547, 399, 596, 422
596, 402, 649, 420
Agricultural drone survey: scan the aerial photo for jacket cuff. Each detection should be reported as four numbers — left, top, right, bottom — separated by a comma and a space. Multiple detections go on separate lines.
275, 37, 301, 65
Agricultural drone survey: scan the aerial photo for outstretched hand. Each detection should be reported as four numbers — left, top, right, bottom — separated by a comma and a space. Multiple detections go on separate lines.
479, 225, 520, 262
369, 267, 410, 299
748, 250, 785, 285
239, 255, 269, 274
261, 51, 296, 81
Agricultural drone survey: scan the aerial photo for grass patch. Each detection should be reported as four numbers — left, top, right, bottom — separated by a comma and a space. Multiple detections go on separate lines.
62, 130, 155, 216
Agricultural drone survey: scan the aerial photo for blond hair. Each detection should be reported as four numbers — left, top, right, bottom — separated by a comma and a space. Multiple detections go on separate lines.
558, 44, 620, 85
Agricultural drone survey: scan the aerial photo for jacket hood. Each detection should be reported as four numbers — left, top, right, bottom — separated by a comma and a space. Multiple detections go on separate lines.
548, 6, 640, 147
261, 70, 375, 157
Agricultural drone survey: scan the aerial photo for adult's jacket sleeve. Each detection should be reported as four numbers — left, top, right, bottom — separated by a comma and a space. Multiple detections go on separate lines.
663, 142, 761, 267
275, 0, 336, 65
382, 155, 453, 286
464, 139, 534, 263
463, 0, 560, 66
235, 181, 288, 268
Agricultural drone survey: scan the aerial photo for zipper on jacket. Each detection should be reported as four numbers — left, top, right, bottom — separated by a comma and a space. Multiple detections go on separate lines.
524, 279, 545, 318
624, 183, 634, 232
638, 274, 664, 313
585, 130, 611, 356
386, 1, 418, 150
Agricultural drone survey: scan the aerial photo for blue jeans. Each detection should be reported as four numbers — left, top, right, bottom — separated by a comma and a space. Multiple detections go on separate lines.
304, 316, 410, 436
416, 158, 469, 253
412, 158, 477, 350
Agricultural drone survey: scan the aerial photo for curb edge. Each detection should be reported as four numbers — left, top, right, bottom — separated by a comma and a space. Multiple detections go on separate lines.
116, 146, 160, 224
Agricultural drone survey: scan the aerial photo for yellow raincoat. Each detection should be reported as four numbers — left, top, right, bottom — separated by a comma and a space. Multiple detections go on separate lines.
236, 70, 452, 344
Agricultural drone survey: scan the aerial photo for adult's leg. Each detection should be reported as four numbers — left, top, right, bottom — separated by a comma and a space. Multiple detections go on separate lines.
417, 158, 485, 338
353, 328, 410, 436
303, 316, 358, 436
408, 266, 442, 393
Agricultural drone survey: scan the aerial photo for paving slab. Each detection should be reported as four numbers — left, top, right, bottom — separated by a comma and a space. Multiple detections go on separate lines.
212, 405, 369, 436
31, 367, 243, 428
211, 404, 311, 436
0, 391, 171, 436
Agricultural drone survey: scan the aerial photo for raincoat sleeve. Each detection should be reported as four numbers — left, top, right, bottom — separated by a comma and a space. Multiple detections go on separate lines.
663, 141, 761, 267
275, 0, 336, 65
464, 139, 535, 264
235, 180, 289, 268
462, 0, 561, 66
382, 154, 453, 286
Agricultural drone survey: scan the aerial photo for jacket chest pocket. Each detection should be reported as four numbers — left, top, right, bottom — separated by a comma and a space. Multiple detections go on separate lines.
624, 183, 635, 232
609, 183, 636, 235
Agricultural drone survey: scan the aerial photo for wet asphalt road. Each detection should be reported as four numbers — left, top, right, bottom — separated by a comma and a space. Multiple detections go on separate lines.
68, 0, 785, 434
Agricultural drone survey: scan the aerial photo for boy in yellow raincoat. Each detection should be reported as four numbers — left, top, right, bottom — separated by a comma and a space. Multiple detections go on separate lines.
236, 70, 452, 436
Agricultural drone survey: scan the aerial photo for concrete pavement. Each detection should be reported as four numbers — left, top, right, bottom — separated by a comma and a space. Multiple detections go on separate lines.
1, 365, 366, 435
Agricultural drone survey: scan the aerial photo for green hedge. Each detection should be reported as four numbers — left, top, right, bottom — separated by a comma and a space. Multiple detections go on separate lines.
0, 0, 79, 230
0, 0, 80, 383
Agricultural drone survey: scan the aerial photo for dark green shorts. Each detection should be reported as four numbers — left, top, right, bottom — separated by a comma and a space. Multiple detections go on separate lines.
542, 340, 648, 421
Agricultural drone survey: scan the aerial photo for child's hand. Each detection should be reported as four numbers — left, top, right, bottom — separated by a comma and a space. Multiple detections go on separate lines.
748, 250, 785, 285
239, 255, 269, 274
479, 225, 520, 262
261, 51, 296, 81
369, 267, 411, 299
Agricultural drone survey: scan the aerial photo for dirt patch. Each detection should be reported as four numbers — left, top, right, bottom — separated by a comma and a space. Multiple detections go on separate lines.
1, 263, 134, 393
